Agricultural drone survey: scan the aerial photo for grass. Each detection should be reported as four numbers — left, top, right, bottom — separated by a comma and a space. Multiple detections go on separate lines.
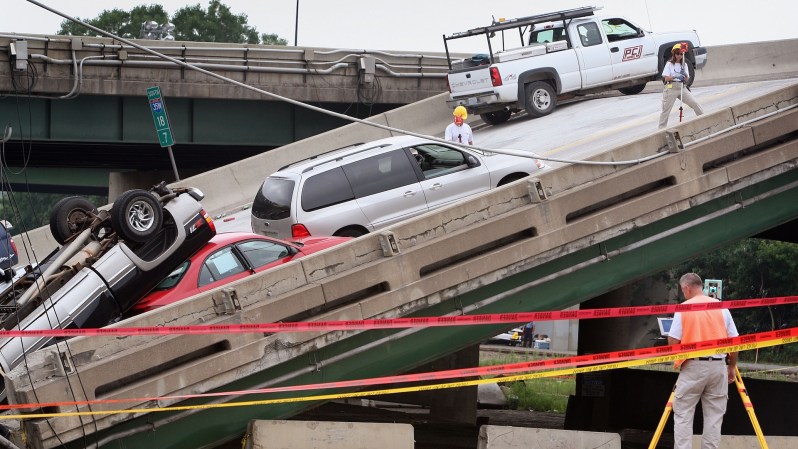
480, 350, 575, 413
503, 377, 574, 413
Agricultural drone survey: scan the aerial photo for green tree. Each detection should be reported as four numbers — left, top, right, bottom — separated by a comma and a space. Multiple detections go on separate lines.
0, 192, 107, 235
660, 238, 798, 362
57, 1, 287, 45
57, 5, 169, 39
261, 33, 289, 46
173, 1, 259, 43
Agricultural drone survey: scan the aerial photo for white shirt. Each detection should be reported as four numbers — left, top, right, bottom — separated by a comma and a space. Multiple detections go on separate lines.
661, 61, 688, 81
445, 122, 473, 145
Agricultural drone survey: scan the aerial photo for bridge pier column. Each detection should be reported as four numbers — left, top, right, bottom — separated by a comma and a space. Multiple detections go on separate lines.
369, 344, 479, 425
425, 344, 479, 425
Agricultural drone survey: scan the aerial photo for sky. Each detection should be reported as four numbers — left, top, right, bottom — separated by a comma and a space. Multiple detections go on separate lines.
2, 0, 796, 53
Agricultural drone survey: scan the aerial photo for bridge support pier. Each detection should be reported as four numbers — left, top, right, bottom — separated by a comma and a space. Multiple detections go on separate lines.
426, 344, 479, 424
369, 344, 479, 425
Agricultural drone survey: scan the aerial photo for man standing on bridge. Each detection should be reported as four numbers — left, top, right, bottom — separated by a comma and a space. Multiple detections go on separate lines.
659, 43, 704, 129
668, 273, 738, 449
445, 106, 474, 145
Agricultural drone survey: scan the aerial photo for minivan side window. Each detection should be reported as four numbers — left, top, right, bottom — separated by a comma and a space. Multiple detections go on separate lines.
342, 149, 419, 198
413, 144, 469, 178
301, 167, 355, 212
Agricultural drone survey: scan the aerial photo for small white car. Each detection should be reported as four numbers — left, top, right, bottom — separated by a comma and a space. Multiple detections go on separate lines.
251, 135, 546, 239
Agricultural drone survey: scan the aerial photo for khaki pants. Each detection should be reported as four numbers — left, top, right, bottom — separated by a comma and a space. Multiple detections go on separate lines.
659, 83, 704, 129
672, 359, 729, 449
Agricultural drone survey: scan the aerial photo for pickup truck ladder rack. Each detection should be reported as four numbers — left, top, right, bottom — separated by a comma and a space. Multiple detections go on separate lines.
442, 6, 602, 68
444, 6, 601, 41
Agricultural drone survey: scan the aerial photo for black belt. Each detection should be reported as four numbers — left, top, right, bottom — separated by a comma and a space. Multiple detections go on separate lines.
694, 357, 724, 361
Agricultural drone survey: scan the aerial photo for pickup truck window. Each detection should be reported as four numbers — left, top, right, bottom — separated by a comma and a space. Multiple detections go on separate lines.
602, 18, 640, 42
529, 27, 567, 45
577, 23, 603, 47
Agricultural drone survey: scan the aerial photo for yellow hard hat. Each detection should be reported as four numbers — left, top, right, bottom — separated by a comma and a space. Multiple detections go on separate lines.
672, 42, 688, 54
453, 105, 468, 120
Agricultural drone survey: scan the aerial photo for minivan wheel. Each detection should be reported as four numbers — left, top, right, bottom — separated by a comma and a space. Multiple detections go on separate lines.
111, 189, 164, 243
334, 227, 367, 238
50, 196, 97, 245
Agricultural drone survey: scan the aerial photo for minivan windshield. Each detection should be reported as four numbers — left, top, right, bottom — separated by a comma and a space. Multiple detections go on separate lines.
252, 178, 295, 220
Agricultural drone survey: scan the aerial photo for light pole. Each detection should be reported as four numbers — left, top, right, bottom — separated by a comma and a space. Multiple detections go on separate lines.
294, 0, 299, 46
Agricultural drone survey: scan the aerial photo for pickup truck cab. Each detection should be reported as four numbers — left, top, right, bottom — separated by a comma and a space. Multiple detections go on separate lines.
443, 6, 707, 125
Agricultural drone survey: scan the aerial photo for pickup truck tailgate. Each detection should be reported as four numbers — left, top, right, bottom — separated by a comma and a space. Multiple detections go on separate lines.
448, 67, 493, 97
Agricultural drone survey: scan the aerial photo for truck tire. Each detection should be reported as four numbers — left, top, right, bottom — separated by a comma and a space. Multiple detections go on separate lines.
619, 84, 647, 95
111, 189, 163, 244
684, 59, 695, 88
480, 110, 512, 125
524, 81, 556, 118
49, 196, 97, 245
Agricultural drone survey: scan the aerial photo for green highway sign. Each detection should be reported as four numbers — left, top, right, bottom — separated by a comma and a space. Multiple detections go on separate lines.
147, 86, 174, 147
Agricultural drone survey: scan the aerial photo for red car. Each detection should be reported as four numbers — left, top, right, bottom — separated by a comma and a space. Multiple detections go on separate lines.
132, 232, 351, 313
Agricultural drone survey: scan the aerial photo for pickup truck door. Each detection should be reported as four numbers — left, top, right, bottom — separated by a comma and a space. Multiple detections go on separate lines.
572, 21, 613, 88
601, 18, 657, 80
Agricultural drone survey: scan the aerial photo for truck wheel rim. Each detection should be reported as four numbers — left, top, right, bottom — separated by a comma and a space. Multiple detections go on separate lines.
534, 89, 550, 109
127, 201, 155, 232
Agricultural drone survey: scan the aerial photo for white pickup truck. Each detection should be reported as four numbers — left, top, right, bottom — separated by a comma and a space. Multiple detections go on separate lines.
443, 6, 707, 125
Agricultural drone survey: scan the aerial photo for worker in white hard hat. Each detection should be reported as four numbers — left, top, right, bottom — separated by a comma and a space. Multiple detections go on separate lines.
659, 42, 704, 129
445, 106, 474, 145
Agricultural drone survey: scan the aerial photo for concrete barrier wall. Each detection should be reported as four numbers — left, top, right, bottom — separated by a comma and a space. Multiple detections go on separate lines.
693, 435, 798, 449
478, 426, 621, 449
244, 420, 414, 449
696, 39, 798, 85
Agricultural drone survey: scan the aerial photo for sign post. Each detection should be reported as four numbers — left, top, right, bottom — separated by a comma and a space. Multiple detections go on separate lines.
147, 86, 180, 181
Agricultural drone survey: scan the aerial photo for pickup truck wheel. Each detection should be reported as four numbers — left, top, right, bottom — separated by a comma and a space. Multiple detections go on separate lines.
50, 197, 97, 245
111, 189, 163, 243
619, 84, 647, 95
480, 110, 511, 125
524, 81, 556, 118
684, 61, 695, 88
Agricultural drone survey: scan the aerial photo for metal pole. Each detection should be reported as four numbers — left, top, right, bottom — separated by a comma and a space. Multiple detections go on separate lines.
294, 0, 299, 46
167, 146, 180, 181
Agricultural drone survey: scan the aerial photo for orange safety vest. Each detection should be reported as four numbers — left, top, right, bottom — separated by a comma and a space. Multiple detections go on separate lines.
673, 296, 728, 369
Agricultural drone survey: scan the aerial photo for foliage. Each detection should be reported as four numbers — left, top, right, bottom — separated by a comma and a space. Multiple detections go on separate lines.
172, 1, 259, 44
0, 192, 108, 234
261, 33, 289, 46
57, 5, 169, 39
57, 1, 287, 45
658, 238, 798, 363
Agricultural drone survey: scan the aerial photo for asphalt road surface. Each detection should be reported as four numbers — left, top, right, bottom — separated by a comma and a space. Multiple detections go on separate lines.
214, 79, 798, 235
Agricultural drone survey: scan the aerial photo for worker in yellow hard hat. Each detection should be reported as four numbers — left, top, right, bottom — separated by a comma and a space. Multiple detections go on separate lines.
659, 42, 704, 129
445, 106, 474, 145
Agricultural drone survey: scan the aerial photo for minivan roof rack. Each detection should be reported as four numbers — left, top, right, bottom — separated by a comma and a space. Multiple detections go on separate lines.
300, 143, 395, 174
444, 6, 601, 41
278, 142, 367, 171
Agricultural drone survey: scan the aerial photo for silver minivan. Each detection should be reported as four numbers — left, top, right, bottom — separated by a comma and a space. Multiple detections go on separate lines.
251, 135, 547, 239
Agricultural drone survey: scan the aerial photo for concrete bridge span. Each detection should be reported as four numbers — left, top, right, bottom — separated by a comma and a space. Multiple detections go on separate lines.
5, 81, 797, 448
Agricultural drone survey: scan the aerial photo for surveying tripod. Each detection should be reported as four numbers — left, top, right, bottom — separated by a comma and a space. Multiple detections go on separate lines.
648, 367, 768, 449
